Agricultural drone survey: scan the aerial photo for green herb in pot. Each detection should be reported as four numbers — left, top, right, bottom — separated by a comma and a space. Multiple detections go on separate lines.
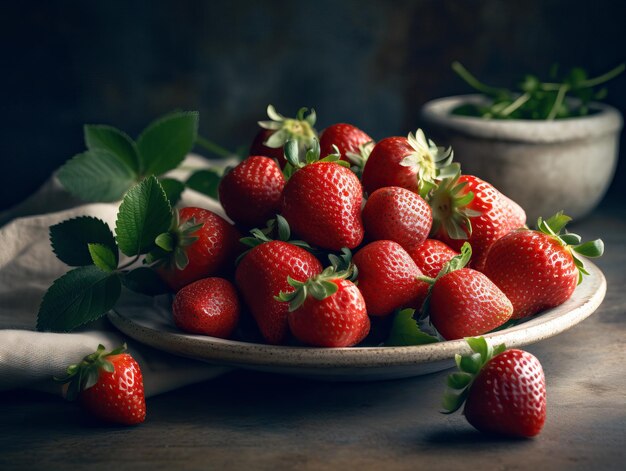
451, 61, 624, 120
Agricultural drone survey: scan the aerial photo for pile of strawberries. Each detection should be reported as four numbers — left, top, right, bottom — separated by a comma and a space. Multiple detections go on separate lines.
160, 105, 602, 350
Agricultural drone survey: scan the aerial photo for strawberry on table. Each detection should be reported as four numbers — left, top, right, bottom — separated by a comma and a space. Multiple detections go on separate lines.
430, 172, 526, 270
57, 344, 146, 426
482, 212, 604, 319
352, 240, 429, 317
362, 186, 432, 251
318, 122, 374, 172
172, 277, 240, 338
361, 129, 455, 198
250, 105, 318, 168
443, 337, 546, 438
424, 243, 513, 340
235, 240, 323, 344
218, 156, 286, 228
281, 139, 364, 250
407, 239, 459, 278
151, 207, 242, 292
276, 267, 370, 348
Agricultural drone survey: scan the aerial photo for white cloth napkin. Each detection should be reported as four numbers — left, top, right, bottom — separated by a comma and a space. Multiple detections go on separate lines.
0, 155, 235, 397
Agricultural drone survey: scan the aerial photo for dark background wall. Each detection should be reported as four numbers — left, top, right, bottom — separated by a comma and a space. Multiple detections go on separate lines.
1, 0, 625, 211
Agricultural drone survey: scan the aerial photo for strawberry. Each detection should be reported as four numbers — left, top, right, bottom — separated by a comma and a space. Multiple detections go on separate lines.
281, 140, 364, 250
58, 344, 146, 425
218, 156, 286, 228
319, 122, 374, 172
424, 243, 512, 340
352, 240, 429, 317
482, 212, 604, 319
407, 239, 459, 278
235, 240, 322, 344
362, 186, 432, 251
152, 207, 241, 292
276, 267, 370, 347
443, 337, 546, 438
250, 105, 318, 168
172, 277, 240, 338
361, 129, 455, 198
430, 172, 526, 270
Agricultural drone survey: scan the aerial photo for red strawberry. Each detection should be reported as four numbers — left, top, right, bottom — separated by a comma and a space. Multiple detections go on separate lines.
425, 243, 513, 340
319, 123, 374, 169
430, 173, 526, 270
154, 207, 241, 292
362, 186, 432, 250
172, 277, 240, 338
352, 240, 429, 317
362, 129, 454, 197
443, 337, 546, 438
250, 105, 318, 168
482, 212, 604, 319
277, 268, 370, 347
58, 344, 146, 425
407, 239, 459, 278
235, 240, 322, 344
281, 141, 364, 250
218, 156, 286, 228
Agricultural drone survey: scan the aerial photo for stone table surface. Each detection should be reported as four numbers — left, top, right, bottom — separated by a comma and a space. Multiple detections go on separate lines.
0, 207, 624, 471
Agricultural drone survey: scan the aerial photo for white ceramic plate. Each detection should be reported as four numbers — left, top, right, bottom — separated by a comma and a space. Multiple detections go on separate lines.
108, 261, 606, 381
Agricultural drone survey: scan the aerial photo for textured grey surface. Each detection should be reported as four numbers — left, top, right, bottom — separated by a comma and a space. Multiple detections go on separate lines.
0, 208, 624, 470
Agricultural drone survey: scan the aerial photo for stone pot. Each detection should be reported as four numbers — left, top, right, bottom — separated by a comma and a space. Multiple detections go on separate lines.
420, 94, 623, 222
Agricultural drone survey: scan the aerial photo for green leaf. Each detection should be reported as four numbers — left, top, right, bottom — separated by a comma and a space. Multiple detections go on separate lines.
137, 111, 199, 176
115, 176, 173, 256
573, 239, 604, 258
386, 309, 440, 346
37, 266, 121, 332
276, 214, 291, 241
159, 178, 185, 206
446, 372, 473, 390
186, 169, 221, 200
121, 267, 169, 296
465, 336, 489, 360
87, 243, 118, 272
50, 216, 117, 266
84, 125, 140, 174
459, 353, 483, 374
57, 149, 137, 202
155, 232, 174, 252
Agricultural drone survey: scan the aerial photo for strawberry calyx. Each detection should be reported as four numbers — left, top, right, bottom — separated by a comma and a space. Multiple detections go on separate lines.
275, 264, 354, 312
428, 170, 481, 240
536, 211, 604, 284
442, 337, 506, 414
417, 242, 472, 320
399, 129, 456, 198
345, 140, 375, 176
55, 343, 127, 401
237, 214, 315, 263
258, 104, 318, 152
282, 138, 350, 178
144, 209, 203, 270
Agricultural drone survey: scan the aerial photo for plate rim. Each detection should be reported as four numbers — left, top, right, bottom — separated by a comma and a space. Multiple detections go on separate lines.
108, 261, 607, 369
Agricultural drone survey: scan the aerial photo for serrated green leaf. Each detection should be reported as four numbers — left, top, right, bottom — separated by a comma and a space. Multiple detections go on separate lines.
87, 243, 118, 272
386, 308, 440, 346
573, 239, 604, 258
186, 169, 221, 200
57, 149, 136, 202
37, 266, 121, 332
84, 125, 140, 174
115, 176, 173, 256
50, 216, 117, 267
137, 111, 199, 176
159, 178, 185, 206
121, 267, 169, 296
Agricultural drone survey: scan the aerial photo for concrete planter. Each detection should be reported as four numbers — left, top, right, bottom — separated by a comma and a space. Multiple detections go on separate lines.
421, 94, 623, 222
